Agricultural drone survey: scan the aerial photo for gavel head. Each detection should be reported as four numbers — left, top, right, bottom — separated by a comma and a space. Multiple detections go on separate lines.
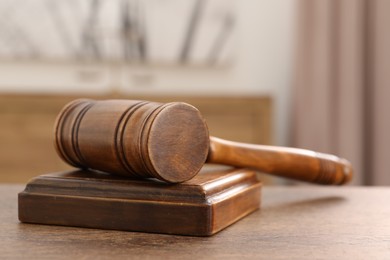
55, 99, 210, 183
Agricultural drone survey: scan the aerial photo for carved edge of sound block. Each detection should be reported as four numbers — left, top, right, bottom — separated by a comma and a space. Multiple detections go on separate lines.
18, 168, 262, 236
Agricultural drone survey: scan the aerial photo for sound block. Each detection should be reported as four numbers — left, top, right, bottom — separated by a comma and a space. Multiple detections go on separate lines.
18, 167, 261, 236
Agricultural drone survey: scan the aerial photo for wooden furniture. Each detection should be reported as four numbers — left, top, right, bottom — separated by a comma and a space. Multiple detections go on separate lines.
19, 167, 261, 236
0, 95, 271, 183
2, 185, 390, 258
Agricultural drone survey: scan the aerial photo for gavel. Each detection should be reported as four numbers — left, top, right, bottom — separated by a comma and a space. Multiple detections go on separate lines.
55, 99, 353, 184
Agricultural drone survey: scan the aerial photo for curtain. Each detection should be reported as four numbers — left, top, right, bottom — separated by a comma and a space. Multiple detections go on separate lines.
292, 0, 390, 185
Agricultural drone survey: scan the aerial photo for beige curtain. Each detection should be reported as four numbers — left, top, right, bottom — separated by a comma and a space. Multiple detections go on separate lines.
292, 0, 390, 185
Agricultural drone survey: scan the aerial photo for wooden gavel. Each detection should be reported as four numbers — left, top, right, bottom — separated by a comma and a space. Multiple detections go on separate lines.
55, 99, 353, 184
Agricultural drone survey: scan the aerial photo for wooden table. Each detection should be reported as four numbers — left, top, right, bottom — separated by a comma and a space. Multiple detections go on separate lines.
2, 185, 390, 259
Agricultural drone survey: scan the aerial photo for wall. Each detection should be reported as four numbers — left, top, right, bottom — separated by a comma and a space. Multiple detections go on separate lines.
0, 0, 296, 145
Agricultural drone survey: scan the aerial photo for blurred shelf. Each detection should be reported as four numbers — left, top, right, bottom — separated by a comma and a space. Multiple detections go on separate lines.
0, 59, 233, 70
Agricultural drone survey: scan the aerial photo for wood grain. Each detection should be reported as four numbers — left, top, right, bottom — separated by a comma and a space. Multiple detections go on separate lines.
18, 167, 261, 236
54, 99, 210, 183
208, 137, 353, 185
3, 185, 390, 258
54, 99, 352, 184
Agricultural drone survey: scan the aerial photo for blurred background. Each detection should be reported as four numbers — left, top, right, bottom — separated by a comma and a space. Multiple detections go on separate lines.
0, 0, 388, 185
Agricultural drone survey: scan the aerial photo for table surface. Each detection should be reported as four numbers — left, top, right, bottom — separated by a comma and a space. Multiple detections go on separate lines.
2, 185, 390, 259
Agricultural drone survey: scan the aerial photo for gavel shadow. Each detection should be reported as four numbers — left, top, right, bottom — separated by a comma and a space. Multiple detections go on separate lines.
260, 194, 347, 214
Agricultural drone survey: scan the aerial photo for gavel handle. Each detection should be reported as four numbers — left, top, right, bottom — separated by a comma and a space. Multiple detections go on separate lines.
207, 137, 353, 185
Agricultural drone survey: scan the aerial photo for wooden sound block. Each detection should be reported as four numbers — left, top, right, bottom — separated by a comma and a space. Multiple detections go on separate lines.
18, 167, 262, 236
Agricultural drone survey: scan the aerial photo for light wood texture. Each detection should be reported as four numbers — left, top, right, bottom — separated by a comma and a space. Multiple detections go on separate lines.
208, 137, 353, 185
0, 94, 272, 183
3, 185, 390, 258
19, 167, 261, 236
